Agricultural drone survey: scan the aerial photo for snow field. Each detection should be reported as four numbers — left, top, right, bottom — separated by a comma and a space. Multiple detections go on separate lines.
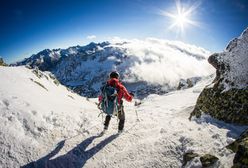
0, 66, 247, 168
0, 66, 96, 167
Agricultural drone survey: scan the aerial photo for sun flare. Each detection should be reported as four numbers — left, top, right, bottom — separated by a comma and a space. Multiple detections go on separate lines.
162, 0, 200, 35
175, 12, 187, 28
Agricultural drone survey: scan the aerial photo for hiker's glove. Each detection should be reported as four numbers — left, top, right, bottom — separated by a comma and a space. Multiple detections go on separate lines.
129, 92, 135, 97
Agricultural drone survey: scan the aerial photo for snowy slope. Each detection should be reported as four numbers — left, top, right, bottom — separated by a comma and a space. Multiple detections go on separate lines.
0, 66, 97, 167
1, 66, 246, 168
14, 39, 214, 98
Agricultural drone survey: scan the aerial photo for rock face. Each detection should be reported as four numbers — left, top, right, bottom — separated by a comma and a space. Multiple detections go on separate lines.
200, 154, 219, 168
190, 27, 248, 125
227, 129, 248, 167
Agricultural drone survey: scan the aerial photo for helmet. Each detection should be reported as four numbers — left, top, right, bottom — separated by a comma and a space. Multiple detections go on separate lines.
109, 71, 120, 79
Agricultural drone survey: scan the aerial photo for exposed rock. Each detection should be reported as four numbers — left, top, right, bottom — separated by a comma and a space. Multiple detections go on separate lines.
227, 129, 248, 152
182, 152, 199, 166
177, 77, 201, 90
0, 58, 3, 65
233, 141, 248, 168
190, 27, 248, 125
227, 129, 248, 168
190, 87, 248, 124
200, 154, 219, 168
32, 67, 61, 87
0, 58, 7, 66
182, 152, 219, 168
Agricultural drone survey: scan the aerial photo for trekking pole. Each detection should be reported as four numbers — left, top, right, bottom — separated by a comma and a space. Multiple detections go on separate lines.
97, 109, 104, 125
134, 100, 141, 122
135, 109, 140, 122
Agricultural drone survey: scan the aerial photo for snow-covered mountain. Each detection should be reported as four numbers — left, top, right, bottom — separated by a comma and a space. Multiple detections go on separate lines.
15, 38, 214, 98
14, 42, 110, 71
1, 66, 246, 167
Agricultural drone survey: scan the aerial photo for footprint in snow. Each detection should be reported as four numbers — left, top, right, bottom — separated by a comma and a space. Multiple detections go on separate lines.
31, 110, 37, 115
2, 99, 9, 107
160, 128, 167, 134
25, 102, 30, 107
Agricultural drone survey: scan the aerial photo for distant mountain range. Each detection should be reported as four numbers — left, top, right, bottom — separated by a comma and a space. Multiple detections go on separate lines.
14, 38, 214, 98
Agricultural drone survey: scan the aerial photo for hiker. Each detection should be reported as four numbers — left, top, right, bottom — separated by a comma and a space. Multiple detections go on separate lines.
98, 71, 134, 133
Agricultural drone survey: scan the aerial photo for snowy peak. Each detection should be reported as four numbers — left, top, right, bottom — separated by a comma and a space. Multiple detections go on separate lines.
226, 27, 248, 52
15, 48, 62, 71
14, 42, 110, 71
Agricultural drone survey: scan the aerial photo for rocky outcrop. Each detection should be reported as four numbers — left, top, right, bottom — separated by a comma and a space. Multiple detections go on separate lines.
227, 129, 248, 167
190, 27, 248, 125
0, 58, 7, 66
182, 152, 219, 168
182, 152, 199, 166
190, 87, 248, 124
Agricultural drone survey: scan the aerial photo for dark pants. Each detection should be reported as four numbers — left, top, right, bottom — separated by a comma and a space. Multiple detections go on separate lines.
104, 101, 125, 131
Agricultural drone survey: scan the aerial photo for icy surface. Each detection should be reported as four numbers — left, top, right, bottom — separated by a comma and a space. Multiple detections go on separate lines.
0, 66, 246, 168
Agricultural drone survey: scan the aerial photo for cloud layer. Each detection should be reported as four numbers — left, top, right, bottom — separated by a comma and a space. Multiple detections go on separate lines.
110, 38, 215, 86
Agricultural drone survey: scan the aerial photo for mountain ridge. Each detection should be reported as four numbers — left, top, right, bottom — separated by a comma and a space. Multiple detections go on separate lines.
14, 38, 214, 98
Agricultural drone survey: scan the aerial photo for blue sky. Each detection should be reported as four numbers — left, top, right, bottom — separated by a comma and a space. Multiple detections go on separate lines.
0, 0, 247, 63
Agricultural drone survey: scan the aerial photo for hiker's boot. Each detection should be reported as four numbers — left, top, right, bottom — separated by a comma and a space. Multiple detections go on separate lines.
99, 125, 108, 136
118, 129, 123, 134
104, 125, 108, 130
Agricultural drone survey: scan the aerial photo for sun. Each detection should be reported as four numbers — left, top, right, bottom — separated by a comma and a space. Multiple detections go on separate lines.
175, 12, 188, 29
162, 0, 200, 35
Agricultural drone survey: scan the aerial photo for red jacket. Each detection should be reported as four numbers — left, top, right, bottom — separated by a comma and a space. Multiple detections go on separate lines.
99, 78, 133, 104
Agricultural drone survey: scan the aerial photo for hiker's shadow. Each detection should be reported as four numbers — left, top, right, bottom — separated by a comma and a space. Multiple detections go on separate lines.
21, 134, 119, 168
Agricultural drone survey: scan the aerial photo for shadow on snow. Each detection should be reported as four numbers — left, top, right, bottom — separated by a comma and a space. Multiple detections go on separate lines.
193, 114, 248, 139
21, 134, 119, 168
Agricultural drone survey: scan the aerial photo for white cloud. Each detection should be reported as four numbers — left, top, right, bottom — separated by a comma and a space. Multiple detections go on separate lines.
112, 37, 215, 86
86, 35, 96, 40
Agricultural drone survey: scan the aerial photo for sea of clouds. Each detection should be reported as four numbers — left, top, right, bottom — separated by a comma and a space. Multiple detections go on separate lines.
109, 37, 215, 87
